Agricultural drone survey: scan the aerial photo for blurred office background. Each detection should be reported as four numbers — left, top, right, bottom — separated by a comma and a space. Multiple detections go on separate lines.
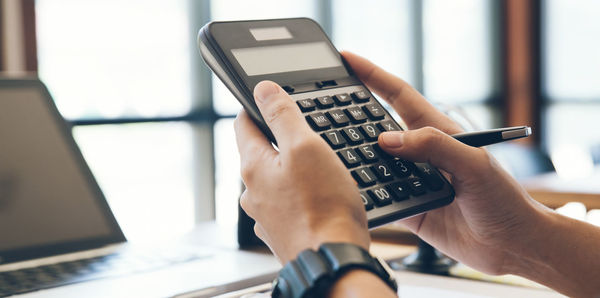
1, 0, 599, 242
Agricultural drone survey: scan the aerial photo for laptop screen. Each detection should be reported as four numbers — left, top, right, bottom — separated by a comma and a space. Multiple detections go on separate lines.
0, 80, 124, 264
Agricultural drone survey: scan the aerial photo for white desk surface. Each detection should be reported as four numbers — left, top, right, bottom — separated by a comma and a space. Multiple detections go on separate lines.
13, 222, 563, 297
187, 222, 564, 298
394, 270, 563, 298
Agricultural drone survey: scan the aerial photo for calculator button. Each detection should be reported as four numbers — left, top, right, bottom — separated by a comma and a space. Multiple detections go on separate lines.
333, 93, 352, 106
371, 163, 394, 182
407, 178, 427, 196
344, 106, 368, 123
415, 163, 444, 191
359, 123, 380, 141
352, 90, 370, 103
341, 127, 364, 145
367, 187, 393, 206
360, 191, 374, 210
315, 96, 334, 109
282, 85, 295, 93
363, 103, 386, 120
337, 148, 362, 168
352, 167, 377, 187
356, 145, 379, 163
377, 120, 402, 132
296, 98, 316, 112
326, 109, 350, 127
388, 159, 415, 177
387, 182, 410, 201
321, 131, 346, 149
306, 113, 331, 131
316, 80, 337, 88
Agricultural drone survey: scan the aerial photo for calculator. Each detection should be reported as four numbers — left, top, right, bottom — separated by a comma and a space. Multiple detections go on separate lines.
198, 18, 454, 228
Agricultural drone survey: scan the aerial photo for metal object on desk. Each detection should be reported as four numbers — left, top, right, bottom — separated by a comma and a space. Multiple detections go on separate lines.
237, 183, 267, 248
389, 239, 455, 276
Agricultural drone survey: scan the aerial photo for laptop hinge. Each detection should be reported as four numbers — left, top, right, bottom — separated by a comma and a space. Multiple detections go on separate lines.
0, 243, 126, 272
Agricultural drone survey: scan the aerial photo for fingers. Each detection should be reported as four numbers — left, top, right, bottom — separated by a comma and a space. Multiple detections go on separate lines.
234, 110, 276, 184
341, 51, 462, 134
253, 80, 313, 148
378, 128, 488, 178
239, 190, 253, 216
253, 223, 266, 241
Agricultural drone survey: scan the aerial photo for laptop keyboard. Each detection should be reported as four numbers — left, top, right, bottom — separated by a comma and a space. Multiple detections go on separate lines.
0, 248, 208, 297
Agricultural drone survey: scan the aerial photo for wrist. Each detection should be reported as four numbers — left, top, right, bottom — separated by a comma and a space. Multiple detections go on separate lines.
273, 243, 397, 298
499, 205, 600, 297
281, 216, 370, 263
328, 269, 397, 298
500, 202, 556, 275
313, 218, 370, 250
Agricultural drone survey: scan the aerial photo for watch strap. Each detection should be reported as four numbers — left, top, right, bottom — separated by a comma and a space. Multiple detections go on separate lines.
273, 243, 397, 298
319, 243, 397, 292
275, 249, 330, 297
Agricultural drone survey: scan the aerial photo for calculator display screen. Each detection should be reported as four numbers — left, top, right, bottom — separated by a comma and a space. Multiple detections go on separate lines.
231, 42, 342, 76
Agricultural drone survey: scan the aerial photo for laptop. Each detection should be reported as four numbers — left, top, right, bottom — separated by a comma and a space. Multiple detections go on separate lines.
0, 79, 280, 297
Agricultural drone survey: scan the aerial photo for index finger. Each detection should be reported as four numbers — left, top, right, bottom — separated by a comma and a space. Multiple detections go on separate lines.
341, 51, 462, 134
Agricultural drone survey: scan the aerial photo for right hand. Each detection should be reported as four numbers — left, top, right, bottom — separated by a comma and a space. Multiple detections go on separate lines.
343, 51, 549, 275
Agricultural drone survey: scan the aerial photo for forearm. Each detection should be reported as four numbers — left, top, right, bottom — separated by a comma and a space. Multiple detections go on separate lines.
328, 269, 397, 298
504, 206, 600, 297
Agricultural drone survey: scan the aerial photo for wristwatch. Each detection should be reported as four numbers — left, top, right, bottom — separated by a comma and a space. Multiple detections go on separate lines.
271, 243, 397, 298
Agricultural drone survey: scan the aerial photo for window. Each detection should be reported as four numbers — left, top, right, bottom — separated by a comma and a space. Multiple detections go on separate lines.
36, 0, 503, 238
36, 0, 192, 120
542, 0, 600, 159
332, 0, 500, 131
36, 0, 205, 242
72, 123, 196, 243
422, 0, 500, 130
332, 0, 415, 87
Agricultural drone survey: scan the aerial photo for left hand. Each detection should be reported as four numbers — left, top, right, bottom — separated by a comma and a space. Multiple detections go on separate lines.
234, 81, 370, 263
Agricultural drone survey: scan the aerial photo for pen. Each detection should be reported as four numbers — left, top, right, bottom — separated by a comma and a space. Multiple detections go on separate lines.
451, 126, 532, 147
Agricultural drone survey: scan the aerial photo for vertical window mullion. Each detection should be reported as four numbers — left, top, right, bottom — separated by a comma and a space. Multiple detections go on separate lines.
316, 0, 333, 37
189, 0, 216, 222
411, 0, 425, 93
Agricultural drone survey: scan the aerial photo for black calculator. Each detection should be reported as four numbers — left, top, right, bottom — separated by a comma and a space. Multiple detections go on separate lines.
198, 18, 454, 228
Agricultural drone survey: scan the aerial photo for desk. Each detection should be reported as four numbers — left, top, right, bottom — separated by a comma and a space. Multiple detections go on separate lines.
181, 222, 418, 261
186, 223, 562, 298
521, 167, 600, 209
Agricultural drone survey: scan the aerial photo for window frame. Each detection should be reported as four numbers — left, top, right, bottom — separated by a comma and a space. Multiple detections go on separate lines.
22, 0, 504, 224
538, 0, 600, 152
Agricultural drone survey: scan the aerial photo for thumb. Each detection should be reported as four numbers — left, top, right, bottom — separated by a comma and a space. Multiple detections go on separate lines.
378, 127, 488, 178
254, 81, 311, 148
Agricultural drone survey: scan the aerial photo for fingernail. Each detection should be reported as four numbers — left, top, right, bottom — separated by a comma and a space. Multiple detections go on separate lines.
380, 132, 404, 148
254, 81, 280, 104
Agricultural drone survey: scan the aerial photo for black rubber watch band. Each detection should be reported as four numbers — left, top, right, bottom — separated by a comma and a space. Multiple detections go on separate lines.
272, 243, 397, 298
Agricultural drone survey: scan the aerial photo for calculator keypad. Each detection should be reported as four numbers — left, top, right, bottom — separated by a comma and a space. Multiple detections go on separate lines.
293, 86, 449, 213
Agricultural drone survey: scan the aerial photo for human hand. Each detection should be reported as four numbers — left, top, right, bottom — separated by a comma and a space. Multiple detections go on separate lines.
234, 81, 370, 263
342, 51, 547, 275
